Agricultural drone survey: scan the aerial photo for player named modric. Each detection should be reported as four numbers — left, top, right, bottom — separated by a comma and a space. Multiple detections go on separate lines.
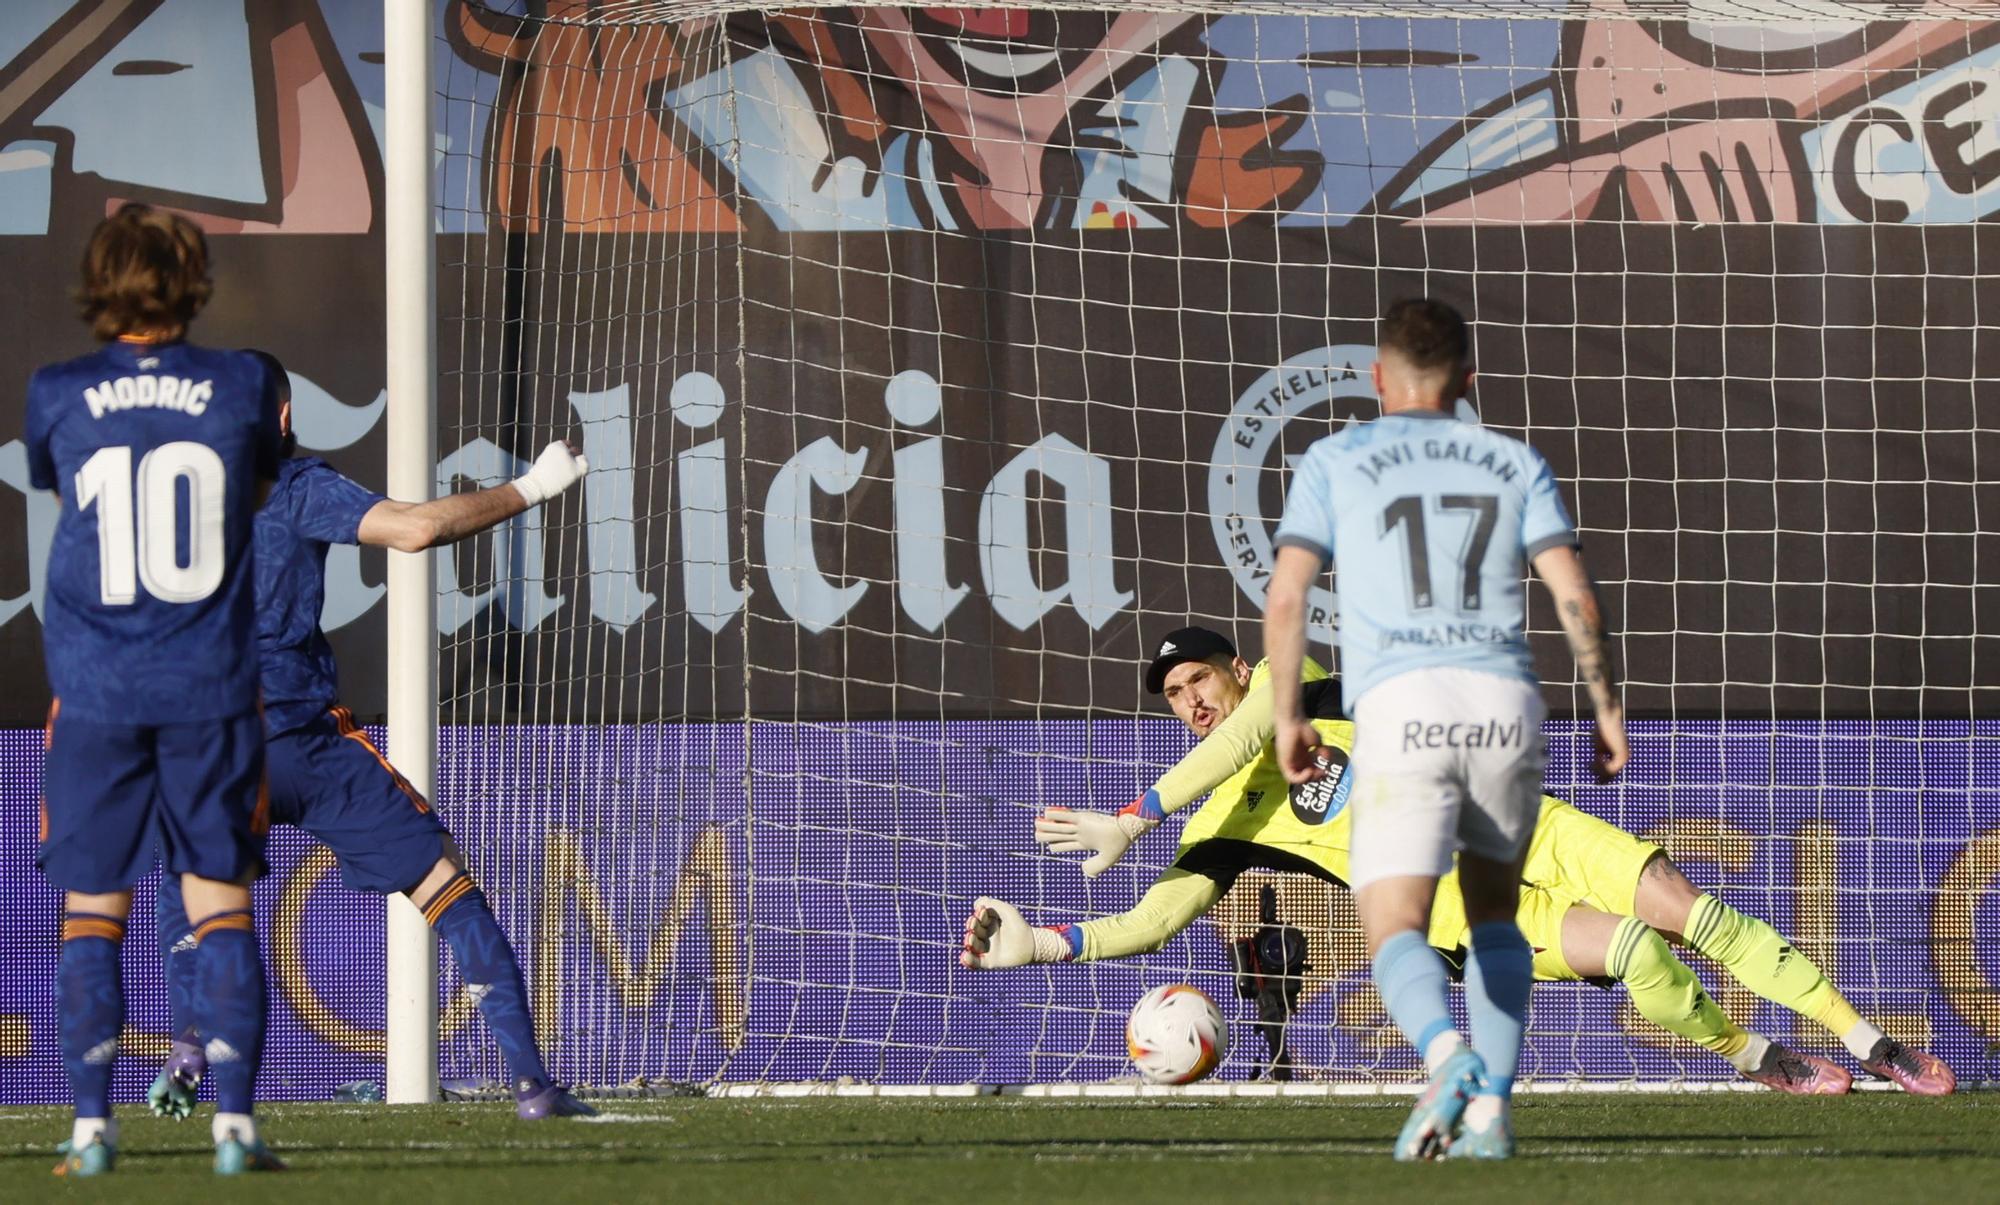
26, 203, 285, 1176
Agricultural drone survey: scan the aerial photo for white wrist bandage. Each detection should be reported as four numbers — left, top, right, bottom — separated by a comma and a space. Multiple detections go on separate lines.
512, 440, 588, 506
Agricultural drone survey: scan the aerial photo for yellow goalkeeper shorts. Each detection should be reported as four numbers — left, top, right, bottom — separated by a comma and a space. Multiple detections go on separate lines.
1429, 797, 1663, 982
1423, 877, 1577, 981
1520, 797, 1662, 918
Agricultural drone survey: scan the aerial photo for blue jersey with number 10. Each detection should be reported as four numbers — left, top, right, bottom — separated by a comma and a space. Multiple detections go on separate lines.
24, 340, 282, 724
1274, 409, 1577, 716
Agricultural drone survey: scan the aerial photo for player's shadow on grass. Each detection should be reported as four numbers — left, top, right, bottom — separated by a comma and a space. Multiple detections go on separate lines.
0, 1148, 662, 1173
298, 1134, 1344, 1162
1548, 1135, 1999, 1159
1547, 1133, 1828, 1144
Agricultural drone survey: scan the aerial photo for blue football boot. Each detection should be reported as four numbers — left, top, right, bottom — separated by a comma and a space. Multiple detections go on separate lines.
1394, 1045, 1484, 1162
516, 1079, 598, 1120
214, 1135, 286, 1174
53, 1136, 115, 1178
1446, 1099, 1516, 1160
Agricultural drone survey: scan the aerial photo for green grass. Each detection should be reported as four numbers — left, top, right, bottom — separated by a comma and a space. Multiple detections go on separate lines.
6, 1093, 1997, 1203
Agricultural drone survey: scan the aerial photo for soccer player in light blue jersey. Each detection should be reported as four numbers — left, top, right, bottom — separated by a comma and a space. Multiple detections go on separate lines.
1263, 299, 1628, 1161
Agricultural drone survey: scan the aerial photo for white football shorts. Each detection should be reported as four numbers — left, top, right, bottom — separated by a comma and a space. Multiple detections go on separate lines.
1345, 666, 1548, 890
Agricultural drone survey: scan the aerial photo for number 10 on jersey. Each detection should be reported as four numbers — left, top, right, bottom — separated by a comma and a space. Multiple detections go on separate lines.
74, 441, 227, 605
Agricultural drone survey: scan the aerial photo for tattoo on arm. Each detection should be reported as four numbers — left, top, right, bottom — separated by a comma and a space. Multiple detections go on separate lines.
1559, 594, 1620, 701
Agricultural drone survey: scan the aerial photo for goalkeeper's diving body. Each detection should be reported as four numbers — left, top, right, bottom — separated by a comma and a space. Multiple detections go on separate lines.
148, 353, 596, 1122
960, 626, 1955, 1100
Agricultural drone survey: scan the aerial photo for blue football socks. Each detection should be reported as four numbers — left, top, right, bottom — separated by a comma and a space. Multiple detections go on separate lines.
191, 911, 266, 1115
156, 876, 201, 1046
426, 874, 549, 1087
1463, 920, 1534, 1097
1373, 928, 1461, 1071
59, 913, 127, 1119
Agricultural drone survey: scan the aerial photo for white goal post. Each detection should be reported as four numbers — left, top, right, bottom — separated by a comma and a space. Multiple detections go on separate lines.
374, 0, 2000, 1098
385, 0, 440, 1104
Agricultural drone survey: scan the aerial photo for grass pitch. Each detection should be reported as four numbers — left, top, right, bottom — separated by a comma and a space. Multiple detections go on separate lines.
5, 1093, 1996, 1203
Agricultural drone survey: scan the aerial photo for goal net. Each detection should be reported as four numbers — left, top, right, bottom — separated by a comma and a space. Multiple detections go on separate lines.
421, 0, 2000, 1093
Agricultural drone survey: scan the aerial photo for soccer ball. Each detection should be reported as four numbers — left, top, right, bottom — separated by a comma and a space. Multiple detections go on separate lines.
1125, 984, 1227, 1084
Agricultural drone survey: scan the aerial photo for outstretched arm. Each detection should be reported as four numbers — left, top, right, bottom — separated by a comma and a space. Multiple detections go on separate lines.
961, 870, 1225, 969
357, 440, 586, 553
358, 486, 526, 553
1037, 683, 1281, 878
1531, 543, 1628, 780
1071, 870, 1227, 961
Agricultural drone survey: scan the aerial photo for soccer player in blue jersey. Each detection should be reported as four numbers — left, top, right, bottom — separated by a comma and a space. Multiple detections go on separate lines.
145, 352, 596, 1122
1265, 299, 1629, 1160
26, 203, 285, 1176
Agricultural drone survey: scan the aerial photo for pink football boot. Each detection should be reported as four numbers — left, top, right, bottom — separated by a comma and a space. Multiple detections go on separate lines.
1858, 1039, 1956, 1096
1742, 1045, 1853, 1095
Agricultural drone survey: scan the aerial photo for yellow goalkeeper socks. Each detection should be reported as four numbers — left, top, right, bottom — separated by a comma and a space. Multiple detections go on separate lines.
1684, 893, 1866, 1045
1606, 916, 1750, 1062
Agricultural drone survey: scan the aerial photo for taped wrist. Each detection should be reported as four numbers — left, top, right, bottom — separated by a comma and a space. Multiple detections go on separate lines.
511, 469, 552, 506
511, 443, 584, 506
1032, 926, 1080, 964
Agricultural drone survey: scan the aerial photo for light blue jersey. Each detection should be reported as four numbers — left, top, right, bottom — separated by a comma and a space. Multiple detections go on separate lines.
1274, 409, 1576, 714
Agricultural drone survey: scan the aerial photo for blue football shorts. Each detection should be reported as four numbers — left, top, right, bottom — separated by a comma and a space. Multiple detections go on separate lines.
267, 706, 446, 894
39, 701, 268, 893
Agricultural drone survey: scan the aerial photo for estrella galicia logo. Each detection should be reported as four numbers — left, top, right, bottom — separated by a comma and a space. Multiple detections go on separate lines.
1207, 346, 1380, 621
1287, 744, 1353, 826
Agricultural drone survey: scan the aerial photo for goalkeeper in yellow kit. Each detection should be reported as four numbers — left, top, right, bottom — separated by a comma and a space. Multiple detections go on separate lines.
960, 627, 1954, 1095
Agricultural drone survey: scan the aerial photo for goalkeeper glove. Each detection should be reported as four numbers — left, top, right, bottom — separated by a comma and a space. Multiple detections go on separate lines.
960, 897, 1077, 968
511, 440, 589, 506
1034, 791, 1163, 879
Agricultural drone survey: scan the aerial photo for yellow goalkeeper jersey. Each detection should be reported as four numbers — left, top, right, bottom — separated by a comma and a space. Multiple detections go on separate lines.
1154, 661, 1659, 977
1170, 657, 1358, 874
